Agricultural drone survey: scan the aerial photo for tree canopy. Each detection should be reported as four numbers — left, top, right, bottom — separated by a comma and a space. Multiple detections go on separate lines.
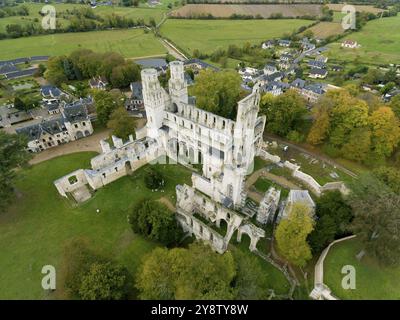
348, 173, 400, 266
136, 242, 270, 300
260, 90, 307, 138
107, 107, 136, 140
0, 131, 31, 212
128, 199, 182, 246
190, 69, 243, 120
275, 203, 314, 267
62, 238, 130, 300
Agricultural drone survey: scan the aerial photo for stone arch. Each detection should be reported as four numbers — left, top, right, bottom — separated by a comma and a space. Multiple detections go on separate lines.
237, 225, 262, 251
125, 161, 132, 174
84, 130, 90, 136
75, 131, 84, 139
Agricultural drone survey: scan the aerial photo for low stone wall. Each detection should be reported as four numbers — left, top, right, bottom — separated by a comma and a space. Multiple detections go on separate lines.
310, 235, 357, 300
257, 148, 349, 197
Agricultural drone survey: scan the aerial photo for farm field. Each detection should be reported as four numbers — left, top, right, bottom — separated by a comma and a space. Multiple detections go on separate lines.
160, 18, 314, 54
170, 4, 323, 18
0, 29, 166, 60
324, 238, 400, 299
304, 21, 344, 39
0, 2, 169, 32
327, 3, 385, 14
327, 15, 400, 66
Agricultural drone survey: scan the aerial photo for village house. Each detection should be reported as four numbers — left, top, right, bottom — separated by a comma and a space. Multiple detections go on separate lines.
263, 63, 278, 75
308, 60, 326, 69
341, 40, 360, 49
261, 40, 274, 49
309, 68, 328, 79
40, 85, 67, 102
278, 39, 291, 47
89, 76, 108, 90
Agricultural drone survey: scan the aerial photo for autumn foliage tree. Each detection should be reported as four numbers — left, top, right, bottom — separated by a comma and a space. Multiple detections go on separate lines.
275, 203, 314, 267
190, 69, 243, 120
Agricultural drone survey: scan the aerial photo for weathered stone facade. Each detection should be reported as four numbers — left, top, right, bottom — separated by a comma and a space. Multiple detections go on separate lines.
54, 61, 267, 252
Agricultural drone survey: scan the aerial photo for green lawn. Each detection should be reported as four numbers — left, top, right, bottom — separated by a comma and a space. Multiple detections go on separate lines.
160, 19, 314, 55
0, 29, 166, 60
0, 152, 192, 299
229, 237, 290, 296
253, 176, 289, 199
327, 15, 400, 66
0, 3, 169, 32
324, 238, 400, 299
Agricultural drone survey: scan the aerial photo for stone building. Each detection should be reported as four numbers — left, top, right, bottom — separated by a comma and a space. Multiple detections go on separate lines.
17, 101, 93, 152
256, 187, 281, 224
54, 61, 267, 252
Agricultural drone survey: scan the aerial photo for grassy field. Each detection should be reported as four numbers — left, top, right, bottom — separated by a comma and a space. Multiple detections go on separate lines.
0, 29, 166, 60
327, 15, 400, 66
171, 4, 323, 18
327, 4, 385, 15
0, 3, 170, 31
324, 238, 400, 299
0, 152, 192, 299
160, 18, 314, 54
304, 21, 344, 39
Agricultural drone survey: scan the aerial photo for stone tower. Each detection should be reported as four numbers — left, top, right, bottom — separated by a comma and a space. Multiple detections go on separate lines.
141, 68, 165, 139
168, 60, 188, 105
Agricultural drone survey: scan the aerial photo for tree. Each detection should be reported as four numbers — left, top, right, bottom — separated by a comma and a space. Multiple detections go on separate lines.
107, 107, 136, 140
144, 168, 164, 190
275, 203, 314, 267
13, 96, 26, 111
79, 261, 129, 300
190, 69, 242, 119
307, 105, 330, 145
308, 191, 353, 253
136, 243, 237, 300
348, 173, 400, 265
62, 238, 130, 299
0, 132, 31, 212
44, 56, 68, 86
93, 90, 123, 126
233, 249, 269, 300
369, 106, 400, 159
261, 90, 307, 137
372, 166, 400, 194
389, 95, 400, 118
128, 199, 182, 246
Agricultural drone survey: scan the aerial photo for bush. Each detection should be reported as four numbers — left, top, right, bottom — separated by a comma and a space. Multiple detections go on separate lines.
129, 199, 182, 246
61, 238, 130, 300
286, 130, 304, 143
144, 168, 164, 190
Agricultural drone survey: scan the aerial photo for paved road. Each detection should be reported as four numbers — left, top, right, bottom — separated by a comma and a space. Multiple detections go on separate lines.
264, 133, 358, 178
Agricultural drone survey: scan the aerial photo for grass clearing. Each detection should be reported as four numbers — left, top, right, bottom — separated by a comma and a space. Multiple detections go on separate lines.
0, 152, 192, 299
327, 15, 400, 66
160, 18, 314, 55
324, 238, 400, 299
0, 29, 166, 60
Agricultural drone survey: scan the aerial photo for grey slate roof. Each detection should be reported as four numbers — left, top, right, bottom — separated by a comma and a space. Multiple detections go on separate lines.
62, 102, 89, 123
130, 81, 143, 100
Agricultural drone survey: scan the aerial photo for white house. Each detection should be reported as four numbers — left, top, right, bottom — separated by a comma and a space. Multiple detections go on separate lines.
341, 40, 360, 49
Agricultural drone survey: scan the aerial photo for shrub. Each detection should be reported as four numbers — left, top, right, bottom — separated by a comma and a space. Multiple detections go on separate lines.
144, 168, 164, 190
